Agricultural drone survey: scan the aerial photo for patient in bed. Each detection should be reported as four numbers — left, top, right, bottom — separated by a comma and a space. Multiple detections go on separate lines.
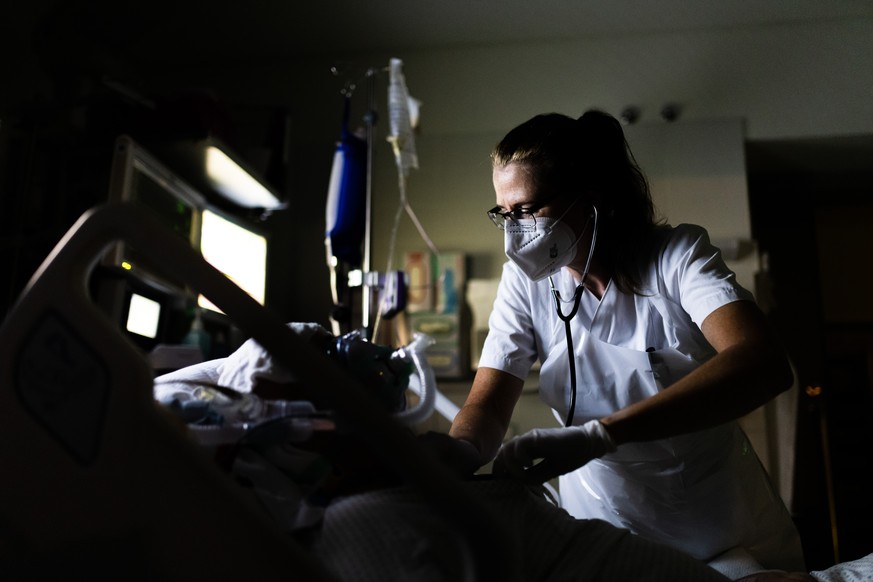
153, 323, 862, 582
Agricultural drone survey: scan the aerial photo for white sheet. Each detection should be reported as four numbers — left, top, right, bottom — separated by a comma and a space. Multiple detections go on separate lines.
811, 553, 873, 582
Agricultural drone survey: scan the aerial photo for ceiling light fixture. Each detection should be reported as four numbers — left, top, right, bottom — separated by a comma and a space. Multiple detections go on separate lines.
205, 145, 283, 209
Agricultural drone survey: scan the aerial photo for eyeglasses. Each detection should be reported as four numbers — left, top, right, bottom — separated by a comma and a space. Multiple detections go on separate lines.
486, 193, 560, 230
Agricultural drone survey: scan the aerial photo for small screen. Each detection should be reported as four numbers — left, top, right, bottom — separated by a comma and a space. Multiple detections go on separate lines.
198, 209, 267, 312
126, 293, 161, 338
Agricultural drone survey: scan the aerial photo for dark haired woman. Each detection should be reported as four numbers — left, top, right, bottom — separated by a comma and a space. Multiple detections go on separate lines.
447, 110, 805, 578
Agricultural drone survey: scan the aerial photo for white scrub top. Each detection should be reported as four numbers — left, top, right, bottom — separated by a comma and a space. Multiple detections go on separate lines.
478, 223, 805, 573
479, 224, 751, 380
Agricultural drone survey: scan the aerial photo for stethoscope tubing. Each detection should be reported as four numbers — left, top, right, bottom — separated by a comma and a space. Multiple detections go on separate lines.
548, 206, 598, 427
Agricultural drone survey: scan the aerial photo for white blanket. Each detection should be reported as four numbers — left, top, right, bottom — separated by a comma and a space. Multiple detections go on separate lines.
811, 553, 873, 582
153, 322, 328, 401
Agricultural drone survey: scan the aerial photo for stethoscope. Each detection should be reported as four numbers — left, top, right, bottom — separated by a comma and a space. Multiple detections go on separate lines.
547, 205, 599, 427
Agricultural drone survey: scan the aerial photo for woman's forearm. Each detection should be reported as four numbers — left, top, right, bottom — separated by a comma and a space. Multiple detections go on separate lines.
601, 339, 792, 445
449, 367, 525, 462
450, 404, 510, 463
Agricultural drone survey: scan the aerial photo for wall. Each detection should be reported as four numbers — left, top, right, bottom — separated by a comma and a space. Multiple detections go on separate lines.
5, 17, 872, 323
395, 20, 873, 140
154, 17, 873, 323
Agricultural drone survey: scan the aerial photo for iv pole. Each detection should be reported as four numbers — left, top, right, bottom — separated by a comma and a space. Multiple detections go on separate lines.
361, 67, 378, 338
327, 63, 380, 339
332, 62, 418, 341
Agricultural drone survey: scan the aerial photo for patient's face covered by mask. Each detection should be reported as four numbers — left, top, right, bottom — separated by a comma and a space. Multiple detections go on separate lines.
324, 329, 412, 413
249, 326, 413, 414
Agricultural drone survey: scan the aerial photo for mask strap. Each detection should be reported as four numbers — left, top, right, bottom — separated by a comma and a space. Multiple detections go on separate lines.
545, 195, 581, 230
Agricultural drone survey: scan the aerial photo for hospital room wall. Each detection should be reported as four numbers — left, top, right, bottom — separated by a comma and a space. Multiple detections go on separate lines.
60, 17, 873, 330
263, 16, 872, 318
7, 13, 871, 422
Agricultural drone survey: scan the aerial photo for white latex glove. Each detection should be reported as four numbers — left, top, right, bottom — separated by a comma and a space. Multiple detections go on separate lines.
493, 420, 617, 484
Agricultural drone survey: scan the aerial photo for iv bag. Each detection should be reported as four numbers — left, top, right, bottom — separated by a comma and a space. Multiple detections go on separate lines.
387, 58, 418, 176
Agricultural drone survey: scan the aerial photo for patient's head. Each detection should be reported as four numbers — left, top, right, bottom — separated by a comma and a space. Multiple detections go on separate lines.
242, 324, 411, 415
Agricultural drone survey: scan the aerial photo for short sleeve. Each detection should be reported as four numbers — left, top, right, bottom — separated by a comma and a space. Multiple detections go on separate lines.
477, 261, 539, 380
657, 224, 754, 327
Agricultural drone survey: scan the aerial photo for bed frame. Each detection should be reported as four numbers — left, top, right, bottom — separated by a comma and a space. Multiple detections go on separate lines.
0, 203, 519, 580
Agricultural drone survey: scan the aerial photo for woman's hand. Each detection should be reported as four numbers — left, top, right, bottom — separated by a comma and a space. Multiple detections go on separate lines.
492, 420, 616, 484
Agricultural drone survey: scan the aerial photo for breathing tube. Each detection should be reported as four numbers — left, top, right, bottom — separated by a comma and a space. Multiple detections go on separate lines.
391, 332, 438, 425
548, 205, 599, 427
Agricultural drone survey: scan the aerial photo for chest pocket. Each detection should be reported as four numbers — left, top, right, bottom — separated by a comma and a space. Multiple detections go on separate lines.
646, 292, 716, 363
643, 294, 680, 349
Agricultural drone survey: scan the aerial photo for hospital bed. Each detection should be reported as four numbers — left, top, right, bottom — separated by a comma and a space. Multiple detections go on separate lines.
0, 203, 520, 580
3, 203, 872, 581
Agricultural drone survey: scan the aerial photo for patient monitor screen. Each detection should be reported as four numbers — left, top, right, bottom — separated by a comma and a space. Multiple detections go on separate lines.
198, 208, 267, 312
125, 292, 161, 339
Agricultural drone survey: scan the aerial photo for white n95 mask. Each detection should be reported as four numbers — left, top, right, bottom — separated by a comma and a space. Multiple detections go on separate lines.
504, 213, 582, 282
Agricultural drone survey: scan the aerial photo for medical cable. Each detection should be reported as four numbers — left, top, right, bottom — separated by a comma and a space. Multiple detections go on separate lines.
548, 206, 599, 427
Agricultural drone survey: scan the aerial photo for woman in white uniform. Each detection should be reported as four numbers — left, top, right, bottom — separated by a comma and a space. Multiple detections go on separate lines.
445, 110, 805, 579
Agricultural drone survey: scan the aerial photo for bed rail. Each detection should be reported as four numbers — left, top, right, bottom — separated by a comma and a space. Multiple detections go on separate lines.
0, 203, 519, 581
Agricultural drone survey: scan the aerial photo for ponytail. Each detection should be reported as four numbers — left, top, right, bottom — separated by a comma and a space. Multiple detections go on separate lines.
492, 109, 661, 294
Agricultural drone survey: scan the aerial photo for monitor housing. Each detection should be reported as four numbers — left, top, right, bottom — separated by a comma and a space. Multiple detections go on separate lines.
94, 135, 270, 356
